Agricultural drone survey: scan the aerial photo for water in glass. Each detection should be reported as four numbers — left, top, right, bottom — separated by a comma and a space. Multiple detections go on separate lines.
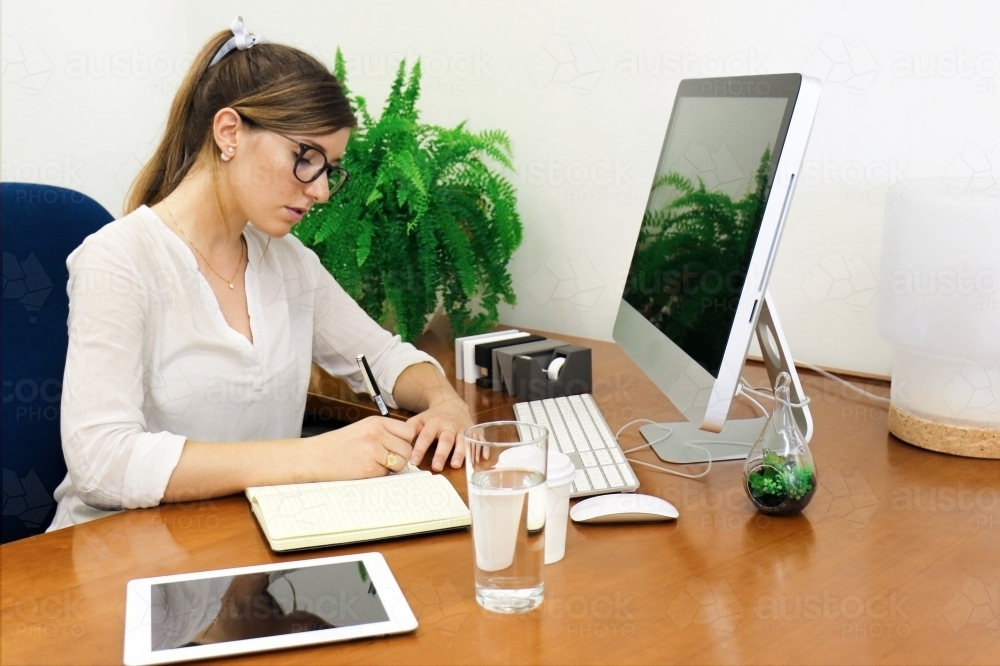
469, 467, 545, 613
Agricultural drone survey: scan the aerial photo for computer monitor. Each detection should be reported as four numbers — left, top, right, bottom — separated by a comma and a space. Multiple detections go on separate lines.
613, 74, 819, 463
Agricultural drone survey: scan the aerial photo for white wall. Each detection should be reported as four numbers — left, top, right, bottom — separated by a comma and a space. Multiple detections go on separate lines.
2, 0, 189, 212
4, 0, 999, 377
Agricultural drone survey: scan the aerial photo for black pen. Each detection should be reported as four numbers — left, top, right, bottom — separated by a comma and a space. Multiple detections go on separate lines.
356, 354, 390, 416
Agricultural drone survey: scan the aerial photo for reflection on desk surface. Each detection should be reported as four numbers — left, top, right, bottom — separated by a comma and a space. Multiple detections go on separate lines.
151, 562, 388, 650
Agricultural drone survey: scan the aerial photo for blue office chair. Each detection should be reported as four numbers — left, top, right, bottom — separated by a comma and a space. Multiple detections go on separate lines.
2, 183, 113, 542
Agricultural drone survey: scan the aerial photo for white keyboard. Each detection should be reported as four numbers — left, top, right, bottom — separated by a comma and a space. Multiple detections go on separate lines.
513, 394, 639, 498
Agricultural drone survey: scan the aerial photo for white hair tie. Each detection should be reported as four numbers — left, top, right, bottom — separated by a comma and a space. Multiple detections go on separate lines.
208, 16, 263, 68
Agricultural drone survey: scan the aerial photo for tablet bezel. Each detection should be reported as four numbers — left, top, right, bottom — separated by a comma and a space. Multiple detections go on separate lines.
123, 552, 417, 666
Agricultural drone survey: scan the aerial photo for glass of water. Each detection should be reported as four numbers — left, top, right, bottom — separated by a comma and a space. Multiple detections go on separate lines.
464, 421, 548, 613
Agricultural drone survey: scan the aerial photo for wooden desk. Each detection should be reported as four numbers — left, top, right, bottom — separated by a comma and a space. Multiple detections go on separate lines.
3, 329, 998, 665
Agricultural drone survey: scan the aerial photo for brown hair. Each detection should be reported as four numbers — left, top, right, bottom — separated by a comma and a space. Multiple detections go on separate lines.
125, 28, 356, 213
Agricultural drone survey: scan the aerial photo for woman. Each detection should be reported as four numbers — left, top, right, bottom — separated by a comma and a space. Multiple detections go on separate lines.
50, 19, 472, 529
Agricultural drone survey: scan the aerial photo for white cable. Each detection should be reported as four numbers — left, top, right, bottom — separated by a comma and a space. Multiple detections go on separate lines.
796, 361, 891, 408
615, 419, 714, 479
615, 419, 752, 480
616, 419, 673, 453
738, 376, 812, 408
735, 384, 769, 417
740, 374, 773, 396
609, 369, 835, 482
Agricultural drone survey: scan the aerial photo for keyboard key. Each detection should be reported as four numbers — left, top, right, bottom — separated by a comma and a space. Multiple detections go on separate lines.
579, 451, 597, 467
604, 466, 625, 488
582, 395, 617, 440
556, 399, 576, 422
582, 394, 602, 419
573, 469, 591, 492
595, 420, 616, 442
610, 448, 624, 464
551, 430, 573, 453
567, 412, 604, 449
585, 467, 609, 490
595, 450, 613, 466
571, 404, 606, 449
618, 463, 637, 486
567, 423, 587, 444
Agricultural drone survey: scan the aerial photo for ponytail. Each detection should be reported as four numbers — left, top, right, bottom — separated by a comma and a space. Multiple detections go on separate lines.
125, 30, 229, 213
125, 27, 356, 213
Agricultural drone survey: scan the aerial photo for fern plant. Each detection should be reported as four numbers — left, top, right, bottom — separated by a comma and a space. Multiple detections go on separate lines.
293, 50, 522, 342
622, 148, 771, 375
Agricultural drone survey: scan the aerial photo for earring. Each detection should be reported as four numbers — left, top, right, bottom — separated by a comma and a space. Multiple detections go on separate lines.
220, 146, 235, 162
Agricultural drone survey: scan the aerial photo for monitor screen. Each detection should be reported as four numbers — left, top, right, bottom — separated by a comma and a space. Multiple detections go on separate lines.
151, 561, 389, 651
622, 78, 797, 377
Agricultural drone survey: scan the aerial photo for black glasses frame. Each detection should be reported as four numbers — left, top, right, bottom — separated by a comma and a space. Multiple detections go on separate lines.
273, 131, 350, 193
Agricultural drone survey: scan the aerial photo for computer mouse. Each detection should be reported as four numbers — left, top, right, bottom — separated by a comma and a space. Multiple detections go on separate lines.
570, 493, 679, 523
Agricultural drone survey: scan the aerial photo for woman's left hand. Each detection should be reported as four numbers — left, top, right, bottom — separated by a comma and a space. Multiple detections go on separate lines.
406, 397, 473, 471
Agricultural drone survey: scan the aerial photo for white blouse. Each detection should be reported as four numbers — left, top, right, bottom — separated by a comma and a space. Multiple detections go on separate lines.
49, 205, 441, 530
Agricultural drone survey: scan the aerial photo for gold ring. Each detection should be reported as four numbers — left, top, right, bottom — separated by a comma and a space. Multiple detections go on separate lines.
385, 453, 399, 468
441, 427, 456, 436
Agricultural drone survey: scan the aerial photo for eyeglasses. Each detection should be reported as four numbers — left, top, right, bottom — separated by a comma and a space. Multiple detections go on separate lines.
272, 131, 350, 194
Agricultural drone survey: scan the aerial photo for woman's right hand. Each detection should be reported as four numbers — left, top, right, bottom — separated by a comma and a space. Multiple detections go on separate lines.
303, 416, 416, 481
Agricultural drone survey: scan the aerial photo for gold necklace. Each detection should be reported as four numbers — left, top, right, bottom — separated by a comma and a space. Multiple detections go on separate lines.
163, 202, 246, 289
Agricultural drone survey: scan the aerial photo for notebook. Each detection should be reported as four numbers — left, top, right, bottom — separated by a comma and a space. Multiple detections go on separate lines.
246, 470, 471, 552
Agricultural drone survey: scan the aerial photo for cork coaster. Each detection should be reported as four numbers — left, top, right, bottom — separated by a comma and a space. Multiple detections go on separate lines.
889, 403, 1000, 459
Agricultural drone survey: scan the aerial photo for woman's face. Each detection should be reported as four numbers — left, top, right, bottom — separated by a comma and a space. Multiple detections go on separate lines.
225, 123, 351, 237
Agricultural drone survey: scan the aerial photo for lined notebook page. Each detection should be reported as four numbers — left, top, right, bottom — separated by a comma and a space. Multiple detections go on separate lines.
248, 473, 468, 541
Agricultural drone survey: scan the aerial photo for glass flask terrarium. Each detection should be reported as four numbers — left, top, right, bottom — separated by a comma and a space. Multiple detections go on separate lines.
743, 372, 817, 515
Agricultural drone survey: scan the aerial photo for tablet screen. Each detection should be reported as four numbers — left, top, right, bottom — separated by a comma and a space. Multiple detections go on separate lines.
150, 561, 389, 651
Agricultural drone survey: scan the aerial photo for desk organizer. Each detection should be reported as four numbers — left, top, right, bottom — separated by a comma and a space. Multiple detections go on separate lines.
492, 339, 569, 393
473, 335, 546, 388
460, 331, 594, 400
511, 345, 592, 401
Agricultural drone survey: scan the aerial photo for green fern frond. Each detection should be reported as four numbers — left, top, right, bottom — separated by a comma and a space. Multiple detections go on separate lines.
291, 53, 523, 342
333, 48, 349, 95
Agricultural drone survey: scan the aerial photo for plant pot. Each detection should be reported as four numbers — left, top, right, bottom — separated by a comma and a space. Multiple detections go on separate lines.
744, 462, 817, 516
742, 372, 817, 517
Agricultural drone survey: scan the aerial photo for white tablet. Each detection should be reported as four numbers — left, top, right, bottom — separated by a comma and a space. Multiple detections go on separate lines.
123, 553, 417, 666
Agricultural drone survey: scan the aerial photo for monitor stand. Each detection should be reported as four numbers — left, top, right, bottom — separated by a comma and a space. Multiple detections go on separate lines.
639, 292, 813, 464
